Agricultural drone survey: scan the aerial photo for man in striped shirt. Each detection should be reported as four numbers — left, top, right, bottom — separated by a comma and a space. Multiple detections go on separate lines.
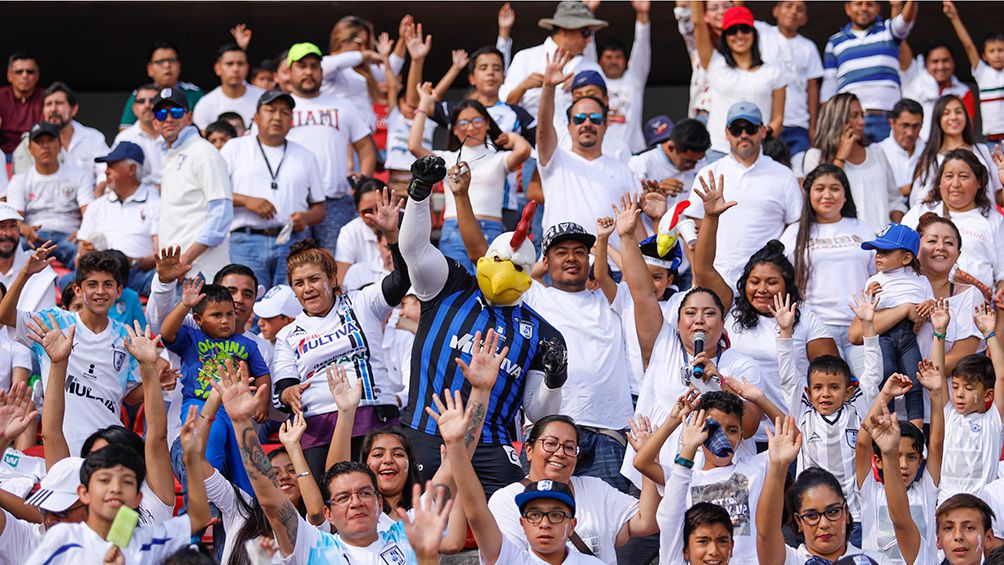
821, 0, 918, 143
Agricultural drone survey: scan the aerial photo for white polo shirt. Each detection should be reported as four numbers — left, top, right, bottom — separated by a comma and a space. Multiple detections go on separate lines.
288, 92, 371, 199
220, 135, 324, 231
78, 182, 160, 259
334, 216, 379, 267
159, 126, 233, 281
877, 135, 924, 191
114, 124, 167, 186
192, 83, 265, 131
6, 163, 94, 234
686, 152, 802, 286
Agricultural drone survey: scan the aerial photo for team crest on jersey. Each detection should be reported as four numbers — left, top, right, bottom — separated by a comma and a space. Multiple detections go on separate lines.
113, 350, 126, 372
116, 302, 126, 315
845, 429, 857, 448
380, 545, 407, 565
971, 422, 983, 433
519, 321, 533, 339
175, 154, 187, 170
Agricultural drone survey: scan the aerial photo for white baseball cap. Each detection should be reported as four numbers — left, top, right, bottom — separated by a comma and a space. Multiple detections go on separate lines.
26, 456, 83, 512
0, 203, 24, 223
254, 285, 302, 319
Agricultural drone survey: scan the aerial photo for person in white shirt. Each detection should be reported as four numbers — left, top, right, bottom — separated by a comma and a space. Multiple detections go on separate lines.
555, 70, 632, 162
499, 1, 607, 120
6, 122, 93, 268
898, 40, 975, 142
286, 42, 375, 253
334, 177, 385, 285
629, 118, 710, 213
685, 102, 802, 287
0, 456, 84, 564
253, 284, 301, 350
596, 1, 651, 153
944, 0, 1004, 149
12, 82, 109, 189
113, 84, 166, 186
0, 204, 57, 312
756, 1, 824, 163
153, 87, 233, 282
192, 43, 265, 132
878, 99, 925, 199
223, 89, 325, 288
674, 0, 733, 121
77, 142, 159, 296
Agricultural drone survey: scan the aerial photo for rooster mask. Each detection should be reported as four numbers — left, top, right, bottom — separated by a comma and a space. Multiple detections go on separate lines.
476, 202, 537, 306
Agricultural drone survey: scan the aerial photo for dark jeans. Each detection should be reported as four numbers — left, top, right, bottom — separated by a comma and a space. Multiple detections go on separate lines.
880, 318, 924, 421
864, 112, 892, 143
402, 426, 522, 499
574, 427, 631, 493
781, 126, 811, 157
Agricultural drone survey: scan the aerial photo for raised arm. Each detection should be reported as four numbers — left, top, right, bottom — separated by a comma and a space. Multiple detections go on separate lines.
446, 163, 489, 263
535, 48, 573, 167
869, 406, 922, 564
850, 290, 883, 406
615, 194, 663, 363
278, 412, 326, 526
324, 365, 361, 471
399, 155, 450, 301
397, 481, 453, 565
403, 23, 432, 109
943, 0, 980, 69
0, 242, 55, 328
692, 171, 737, 309
621, 421, 660, 541
856, 373, 912, 488
366, 187, 411, 307
916, 359, 945, 486
974, 305, 1004, 419
161, 278, 205, 345
634, 389, 700, 485
179, 406, 212, 534
146, 246, 191, 333
769, 292, 803, 416
433, 50, 470, 100
28, 313, 73, 466
593, 216, 618, 303
0, 381, 38, 463
756, 416, 802, 565
408, 82, 437, 159
690, 0, 713, 70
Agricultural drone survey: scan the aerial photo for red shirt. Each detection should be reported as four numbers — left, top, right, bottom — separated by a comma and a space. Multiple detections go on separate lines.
0, 86, 44, 154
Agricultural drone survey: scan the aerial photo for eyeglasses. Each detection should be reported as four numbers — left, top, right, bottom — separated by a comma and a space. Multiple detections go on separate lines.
523, 510, 573, 525
572, 112, 606, 126
796, 504, 846, 526
327, 487, 377, 507
728, 122, 759, 137
151, 57, 179, 66
536, 437, 579, 457
723, 24, 755, 37
456, 117, 486, 129
154, 107, 186, 121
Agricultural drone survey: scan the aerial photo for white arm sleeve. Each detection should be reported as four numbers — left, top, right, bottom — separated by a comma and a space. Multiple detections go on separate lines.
858, 335, 882, 408
521, 369, 562, 422
776, 336, 802, 415
398, 196, 449, 301
321, 52, 364, 82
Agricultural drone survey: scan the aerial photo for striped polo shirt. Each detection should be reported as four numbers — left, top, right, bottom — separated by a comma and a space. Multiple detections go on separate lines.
822, 16, 914, 112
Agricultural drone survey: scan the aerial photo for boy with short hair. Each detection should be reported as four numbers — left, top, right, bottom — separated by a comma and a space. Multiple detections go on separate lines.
0, 246, 144, 455
25, 413, 210, 564
944, 0, 1004, 147
160, 278, 270, 494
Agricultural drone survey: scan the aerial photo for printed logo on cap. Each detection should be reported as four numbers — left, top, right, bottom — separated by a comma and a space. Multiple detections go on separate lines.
653, 121, 669, 135
877, 224, 892, 237
264, 287, 281, 299
538, 480, 553, 491
160, 88, 173, 98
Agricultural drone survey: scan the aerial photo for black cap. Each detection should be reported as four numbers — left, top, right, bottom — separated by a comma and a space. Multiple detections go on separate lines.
152, 87, 189, 111
541, 222, 596, 255
257, 89, 295, 110
28, 122, 60, 141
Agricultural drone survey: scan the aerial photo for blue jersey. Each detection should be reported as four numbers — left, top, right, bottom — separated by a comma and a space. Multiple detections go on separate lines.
167, 325, 270, 402
402, 260, 564, 445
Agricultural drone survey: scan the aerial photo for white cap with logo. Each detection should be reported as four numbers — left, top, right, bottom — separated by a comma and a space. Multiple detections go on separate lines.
254, 285, 302, 319
0, 203, 24, 223
25, 456, 83, 512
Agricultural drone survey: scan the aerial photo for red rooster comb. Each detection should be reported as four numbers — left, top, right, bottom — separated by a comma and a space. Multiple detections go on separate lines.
510, 201, 537, 250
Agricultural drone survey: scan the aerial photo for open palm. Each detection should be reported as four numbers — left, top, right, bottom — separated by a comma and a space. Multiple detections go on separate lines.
426, 390, 469, 445
26, 313, 75, 363
456, 329, 507, 391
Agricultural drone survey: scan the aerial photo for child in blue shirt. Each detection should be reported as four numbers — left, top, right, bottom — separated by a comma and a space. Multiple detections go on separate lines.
161, 278, 270, 494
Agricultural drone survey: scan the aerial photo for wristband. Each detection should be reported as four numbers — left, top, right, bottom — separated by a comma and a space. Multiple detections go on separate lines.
674, 455, 694, 469
199, 414, 214, 422
933, 330, 947, 340
296, 471, 311, 479
986, 331, 997, 340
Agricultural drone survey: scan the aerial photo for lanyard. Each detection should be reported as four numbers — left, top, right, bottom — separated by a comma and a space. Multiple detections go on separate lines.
256, 136, 287, 190
678, 336, 723, 388
678, 336, 723, 367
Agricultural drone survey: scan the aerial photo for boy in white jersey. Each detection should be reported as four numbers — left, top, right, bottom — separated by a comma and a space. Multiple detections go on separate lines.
937, 303, 1004, 505
944, 1, 1004, 146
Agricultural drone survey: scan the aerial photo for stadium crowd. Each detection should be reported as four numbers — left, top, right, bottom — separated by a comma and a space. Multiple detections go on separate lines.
2, 0, 1004, 563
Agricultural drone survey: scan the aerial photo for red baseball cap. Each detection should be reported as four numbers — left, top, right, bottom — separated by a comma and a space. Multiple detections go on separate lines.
722, 6, 755, 31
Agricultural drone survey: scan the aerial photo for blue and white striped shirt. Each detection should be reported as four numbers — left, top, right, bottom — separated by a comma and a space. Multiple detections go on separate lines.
821, 15, 915, 112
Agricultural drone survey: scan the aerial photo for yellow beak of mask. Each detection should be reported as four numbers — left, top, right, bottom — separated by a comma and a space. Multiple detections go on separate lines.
476, 202, 538, 306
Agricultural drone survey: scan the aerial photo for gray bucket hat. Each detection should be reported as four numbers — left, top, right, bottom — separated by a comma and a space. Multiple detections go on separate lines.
538, 1, 609, 31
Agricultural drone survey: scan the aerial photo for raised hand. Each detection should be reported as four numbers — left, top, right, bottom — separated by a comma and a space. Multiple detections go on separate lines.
426, 389, 470, 446
881, 372, 914, 399
210, 359, 266, 423
863, 405, 900, 455
930, 297, 951, 334
849, 289, 879, 324
365, 187, 403, 237
451, 49, 470, 70
0, 381, 38, 445
375, 32, 393, 58
768, 293, 796, 337
447, 162, 472, 195
26, 312, 75, 363
681, 409, 710, 451
722, 375, 764, 404
695, 171, 735, 217
992, 143, 1004, 186
396, 481, 454, 560
326, 364, 362, 412
405, 23, 432, 60
916, 359, 944, 394
230, 23, 252, 51
596, 216, 615, 241
974, 303, 997, 337
456, 329, 508, 392
542, 48, 573, 87
497, 3, 516, 35
416, 81, 437, 112
766, 416, 802, 466
669, 388, 701, 422
124, 321, 162, 365
156, 246, 192, 284
942, 0, 958, 19
180, 278, 207, 309
23, 241, 56, 275
179, 405, 200, 458
626, 415, 653, 451
398, 14, 415, 43
279, 411, 308, 447
612, 193, 642, 237
640, 180, 668, 220
836, 125, 858, 161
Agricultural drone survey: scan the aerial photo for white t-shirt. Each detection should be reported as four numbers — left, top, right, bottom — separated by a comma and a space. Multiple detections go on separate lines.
385, 108, 434, 171
686, 152, 802, 286
5, 164, 94, 234
113, 124, 166, 185
705, 51, 786, 153
981, 475, 1004, 539
320, 53, 404, 131
916, 284, 983, 362
206, 469, 295, 564
522, 282, 634, 430
974, 60, 1004, 136
627, 146, 702, 211
191, 83, 266, 131
620, 289, 677, 396
539, 147, 638, 253
908, 144, 1003, 210
0, 448, 45, 498
0, 509, 43, 564
860, 472, 938, 564
288, 92, 371, 198
342, 256, 388, 293
902, 203, 1004, 289
334, 216, 379, 267
488, 476, 638, 565
0, 329, 31, 392
499, 37, 602, 121
487, 535, 607, 565
802, 146, 901, 233
220, 135, 325, 230
603, 21, 651, 153
0, 246, 58, 313
77, 183, 160, 259
755, 23, 824, 131
435, 144, 511, 220
138, 480, 174, 528
782, 543, 891, 565
877, 135, 925, 191
940, 404, 1003, 505
779, 218, 877, 326
899, 57, 973, 142
26, 515, 191, 565
13, 308, 141, 455
280, 513, 416, 565
865, 267, 935, 310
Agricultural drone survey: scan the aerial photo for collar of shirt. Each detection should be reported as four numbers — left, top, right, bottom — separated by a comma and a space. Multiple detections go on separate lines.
840, 16, 886, 37
722, 149, 766, 174
127, 122, 158, 141
879, 135, 919, 158
159, 125, 199, 151
107, 182, 155, 204
658, 145, 682, 174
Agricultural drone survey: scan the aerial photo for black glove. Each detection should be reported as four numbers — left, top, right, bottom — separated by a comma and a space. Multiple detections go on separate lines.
539, 337, 568, 389
407, 155, 447, 201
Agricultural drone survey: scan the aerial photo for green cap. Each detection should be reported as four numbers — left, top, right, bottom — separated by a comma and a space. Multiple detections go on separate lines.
287, 42, 323, 66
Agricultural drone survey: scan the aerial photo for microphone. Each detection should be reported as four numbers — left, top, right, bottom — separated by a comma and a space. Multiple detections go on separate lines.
692, 331, 707, 378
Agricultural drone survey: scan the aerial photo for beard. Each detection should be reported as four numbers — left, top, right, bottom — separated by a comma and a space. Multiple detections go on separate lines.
0, 236, 18, 259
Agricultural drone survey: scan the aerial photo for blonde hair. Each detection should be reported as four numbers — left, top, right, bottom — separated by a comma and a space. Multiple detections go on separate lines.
328, 16, 379, 102
812, 93, 864, 165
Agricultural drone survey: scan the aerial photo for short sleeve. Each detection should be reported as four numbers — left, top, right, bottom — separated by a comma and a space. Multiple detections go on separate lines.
304, 151, 325, 205
685, 164, 714, 219
974, 59, 988, 80
75, 169, 95, 207
778, 224, 798, 263
599, 478, 641, 531
77, 203, 97, 241
782, 172, 803, 225
802, 309, 832, 341
769, 63, 787, 90
131, 515, 192, 561
804, 40, 825, 80
538, 145, 569, 178
5, 176, 25, 211
10, 341, 32, 371
348, 110, 372, 144
166, 324, 196, 351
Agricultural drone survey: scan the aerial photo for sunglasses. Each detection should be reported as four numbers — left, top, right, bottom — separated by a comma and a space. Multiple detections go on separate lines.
154, 107, 186, 121
151, 57, 179, 66
572, 112, 605, 126
728, 122, 759, 136
724, 24, 755, 37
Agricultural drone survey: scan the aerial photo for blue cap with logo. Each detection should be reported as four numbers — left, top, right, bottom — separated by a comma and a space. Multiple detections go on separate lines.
861, 223, 920, 256
726, 101, 763, 127
95, 142, 145, 165
571, 70, 607, 95
644, 115, 674, 147
515, 480, 576, 515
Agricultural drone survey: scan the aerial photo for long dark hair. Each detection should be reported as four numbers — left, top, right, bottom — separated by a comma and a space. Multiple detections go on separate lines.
785, 467, 854, 543
913, 95, 977, 189
360, 427, 422, 513
227, 448, 305, 565
924, 148, 992, 216
717, 27, 764, 69
732, 240, 801, 331
447, 99, 503, 152
793, 165, 858, 296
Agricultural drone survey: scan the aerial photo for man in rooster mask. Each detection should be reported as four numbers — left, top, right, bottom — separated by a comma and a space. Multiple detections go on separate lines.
398, 155, 567, 496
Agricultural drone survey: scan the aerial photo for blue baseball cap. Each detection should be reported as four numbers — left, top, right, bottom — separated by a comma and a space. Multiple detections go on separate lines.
644, 115, 674, 147
95, 141, 145, 165
515, 480, 576, 515
726, 101, 763, 127
861, 223, 920, 256
571, 70, 607, 95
